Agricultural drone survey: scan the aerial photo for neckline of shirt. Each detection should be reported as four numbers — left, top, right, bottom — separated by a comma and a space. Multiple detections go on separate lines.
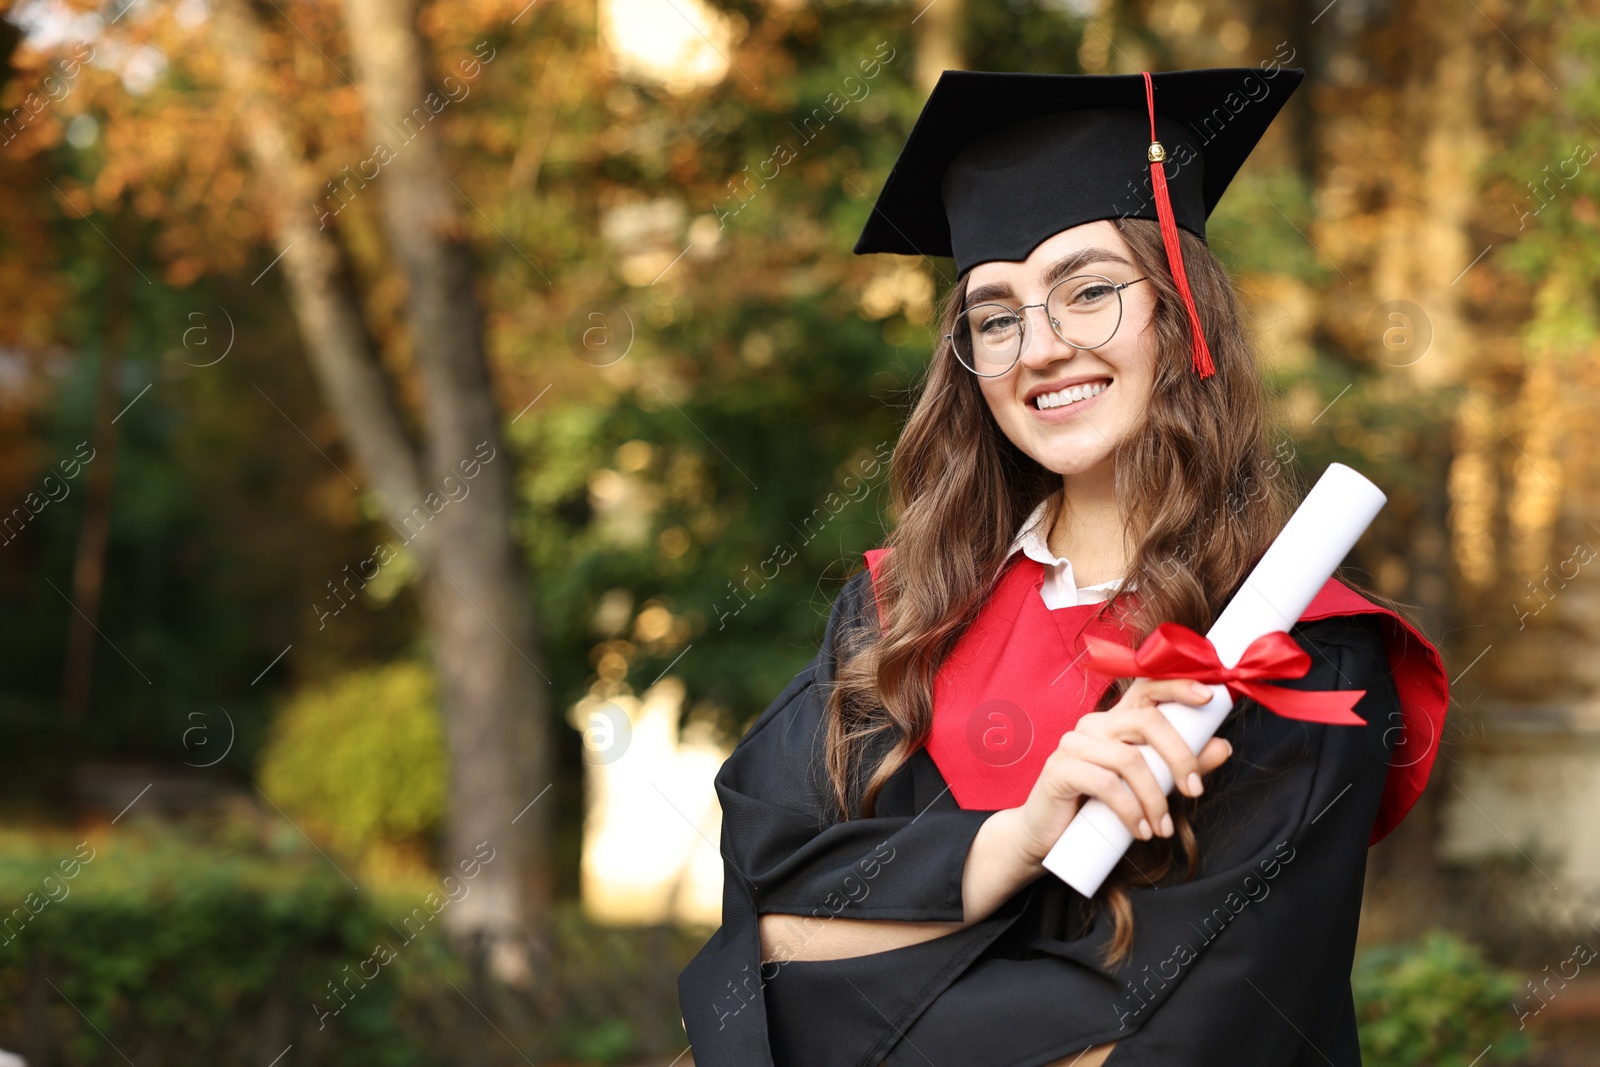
1003, 494, 1130, 608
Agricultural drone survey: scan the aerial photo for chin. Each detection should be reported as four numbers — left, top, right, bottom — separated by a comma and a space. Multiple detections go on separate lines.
1037, 452, 1115, 477
1009, 422, 1124, 478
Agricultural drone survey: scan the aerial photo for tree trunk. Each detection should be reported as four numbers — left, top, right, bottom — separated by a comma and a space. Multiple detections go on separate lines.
340, 0, 549, 984
914, 0, 963, 91
211, 0, 549, 983
209, 0, 425, 520
62, 203, 134, 722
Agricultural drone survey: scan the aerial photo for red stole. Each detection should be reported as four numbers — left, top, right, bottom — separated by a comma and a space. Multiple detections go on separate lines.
861, 549, 1448, 846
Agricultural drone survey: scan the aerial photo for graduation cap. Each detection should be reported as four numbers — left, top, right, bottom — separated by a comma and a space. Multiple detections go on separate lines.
854, 67, 1306, 379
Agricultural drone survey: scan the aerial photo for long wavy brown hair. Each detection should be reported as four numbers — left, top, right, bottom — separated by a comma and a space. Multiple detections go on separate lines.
824, 216, 1303, 966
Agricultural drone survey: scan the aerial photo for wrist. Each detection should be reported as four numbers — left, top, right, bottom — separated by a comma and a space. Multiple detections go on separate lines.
993, 806, 1052, 873
963, 807, 1050, 924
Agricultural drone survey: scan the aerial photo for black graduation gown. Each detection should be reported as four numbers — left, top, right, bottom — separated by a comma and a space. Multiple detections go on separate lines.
678, 566, 1407, 1067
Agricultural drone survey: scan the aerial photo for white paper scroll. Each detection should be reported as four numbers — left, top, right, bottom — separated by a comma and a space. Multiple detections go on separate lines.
1040, 462, 1388, 897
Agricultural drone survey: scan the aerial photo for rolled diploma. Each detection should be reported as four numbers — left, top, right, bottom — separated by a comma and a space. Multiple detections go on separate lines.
1040, 462, 1388, 897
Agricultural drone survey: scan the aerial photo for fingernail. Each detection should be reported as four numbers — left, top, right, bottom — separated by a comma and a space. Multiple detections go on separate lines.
1188, 772, 1204, 796
1192, 682, 1209, 698
1138, 818, 1152, 840
1223, 740, 1234, 757
1160, 813, 1174, 837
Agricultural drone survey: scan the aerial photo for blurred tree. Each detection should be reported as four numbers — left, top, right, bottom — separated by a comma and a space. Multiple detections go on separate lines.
61, 195, 131, 722
204, 0, 548, 982
0, 0, 552, 981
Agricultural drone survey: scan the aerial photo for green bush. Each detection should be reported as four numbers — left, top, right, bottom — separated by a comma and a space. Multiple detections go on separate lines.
1354, 929, 1534, 1066
257, 662, 448, 858
0, 824, 709, 1066
0, 828, 459, 1066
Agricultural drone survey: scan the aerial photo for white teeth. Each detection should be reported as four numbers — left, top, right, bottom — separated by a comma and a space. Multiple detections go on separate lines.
1034, 380, 1109, 410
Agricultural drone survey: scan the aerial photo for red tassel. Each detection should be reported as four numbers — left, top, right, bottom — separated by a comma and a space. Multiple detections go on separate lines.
1142, 71, 1214, 379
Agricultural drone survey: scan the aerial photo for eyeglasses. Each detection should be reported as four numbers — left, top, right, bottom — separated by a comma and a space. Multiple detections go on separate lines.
947, 274, 1149, 377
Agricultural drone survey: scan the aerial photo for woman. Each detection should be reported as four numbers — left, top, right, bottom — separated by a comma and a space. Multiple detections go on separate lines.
679, 67, 1448, 1067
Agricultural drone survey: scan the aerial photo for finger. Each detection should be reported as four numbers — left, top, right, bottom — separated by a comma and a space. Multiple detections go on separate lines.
1196, 736, 1233, 776
1127, 677, 1214, 708
1067, 710, 1112, 741
1063, 734, 1171, 836
1097, 706, 1204, 799
1048, 753, 1149, 839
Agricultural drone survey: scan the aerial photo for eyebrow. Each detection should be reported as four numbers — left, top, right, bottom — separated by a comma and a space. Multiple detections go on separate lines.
963, 247, 1135, 308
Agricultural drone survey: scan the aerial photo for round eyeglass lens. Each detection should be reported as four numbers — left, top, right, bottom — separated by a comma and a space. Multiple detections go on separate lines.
1046, 274, 1127, 350
950, 274, 1130, 376
952, 304, 1023, 375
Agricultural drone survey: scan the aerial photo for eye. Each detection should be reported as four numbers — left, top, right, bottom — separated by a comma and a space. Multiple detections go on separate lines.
978, 311, 1020, 335
1064, 282, 1117, 307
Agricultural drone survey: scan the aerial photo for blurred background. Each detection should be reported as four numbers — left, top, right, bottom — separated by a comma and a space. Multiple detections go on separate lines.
0, 0, 1595, 1063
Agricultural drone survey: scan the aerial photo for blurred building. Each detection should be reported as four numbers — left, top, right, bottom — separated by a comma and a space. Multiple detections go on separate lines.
575, 678, 729, 926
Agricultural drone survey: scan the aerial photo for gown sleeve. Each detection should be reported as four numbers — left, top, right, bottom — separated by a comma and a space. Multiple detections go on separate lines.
883, 611, 1403, 1067
677, 569, 1030, 1067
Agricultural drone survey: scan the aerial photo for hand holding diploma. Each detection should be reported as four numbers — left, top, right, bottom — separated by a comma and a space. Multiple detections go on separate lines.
1041, 462, 1389, 897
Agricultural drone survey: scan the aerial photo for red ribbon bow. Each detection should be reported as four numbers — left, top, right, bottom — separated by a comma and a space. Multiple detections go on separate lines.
1082, 622, 1368, 726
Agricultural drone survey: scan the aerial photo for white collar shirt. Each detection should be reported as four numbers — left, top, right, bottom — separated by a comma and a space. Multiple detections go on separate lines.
1004, 496, 1129, 610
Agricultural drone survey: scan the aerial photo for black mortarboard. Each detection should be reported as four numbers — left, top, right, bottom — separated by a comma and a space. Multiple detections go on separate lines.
854, 67, 1305, 378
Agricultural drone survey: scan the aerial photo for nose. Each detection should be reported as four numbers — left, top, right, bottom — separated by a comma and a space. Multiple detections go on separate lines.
1017, 302, 1078, 370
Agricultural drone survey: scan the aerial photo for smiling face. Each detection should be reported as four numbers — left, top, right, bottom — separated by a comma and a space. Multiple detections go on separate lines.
964, 219, 1159, 480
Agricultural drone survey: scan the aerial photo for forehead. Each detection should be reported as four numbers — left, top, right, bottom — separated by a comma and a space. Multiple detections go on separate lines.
964, 219, 1133, 290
